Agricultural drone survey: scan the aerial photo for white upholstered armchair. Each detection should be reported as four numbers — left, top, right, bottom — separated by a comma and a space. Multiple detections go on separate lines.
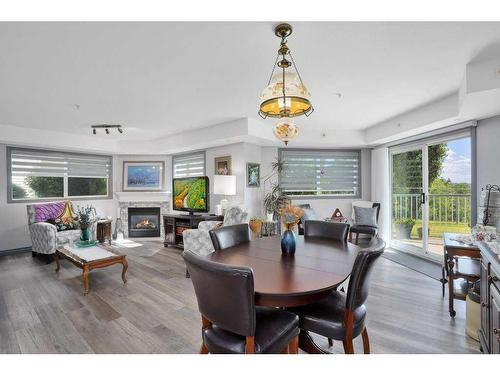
182, 206, 249, 257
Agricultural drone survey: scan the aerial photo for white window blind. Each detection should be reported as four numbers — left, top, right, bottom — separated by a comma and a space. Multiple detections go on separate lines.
173, 152, 205, 178
8, 147, 112, 202
280, 149, 361, 197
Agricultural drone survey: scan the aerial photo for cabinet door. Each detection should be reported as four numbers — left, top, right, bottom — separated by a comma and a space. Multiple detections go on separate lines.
481, 259, 490, 348
490, 285, 500, 354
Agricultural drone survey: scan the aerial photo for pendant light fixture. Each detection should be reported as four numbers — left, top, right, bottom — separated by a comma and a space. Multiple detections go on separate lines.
259, 23, 312, 145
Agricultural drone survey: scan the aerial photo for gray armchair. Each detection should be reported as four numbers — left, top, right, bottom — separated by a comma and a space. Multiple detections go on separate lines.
27, 201, 81, 261
182, 206, 249, 257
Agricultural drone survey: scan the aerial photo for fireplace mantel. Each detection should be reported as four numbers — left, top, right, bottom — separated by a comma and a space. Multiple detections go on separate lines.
114, 191, 171, 203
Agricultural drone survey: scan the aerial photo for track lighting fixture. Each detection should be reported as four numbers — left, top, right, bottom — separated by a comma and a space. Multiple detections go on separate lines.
91, 124, 124, 135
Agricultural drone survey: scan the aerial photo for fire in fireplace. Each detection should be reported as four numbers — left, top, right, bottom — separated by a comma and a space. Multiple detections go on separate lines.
128, 207, 160, 238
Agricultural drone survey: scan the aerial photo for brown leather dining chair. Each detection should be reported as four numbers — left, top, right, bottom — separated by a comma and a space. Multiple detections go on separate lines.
209, 223, 250, 251
183, 250, 300, 354
304, 220, 350, 242
289, 238, 385, 354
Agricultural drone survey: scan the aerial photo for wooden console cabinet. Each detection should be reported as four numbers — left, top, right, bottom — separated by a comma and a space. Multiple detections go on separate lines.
163, 214, 224, 249
478, 241, 500, 354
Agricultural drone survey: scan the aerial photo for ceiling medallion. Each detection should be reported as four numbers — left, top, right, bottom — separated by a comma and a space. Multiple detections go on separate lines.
259, 23, 313, 145
91, 124, 124, 135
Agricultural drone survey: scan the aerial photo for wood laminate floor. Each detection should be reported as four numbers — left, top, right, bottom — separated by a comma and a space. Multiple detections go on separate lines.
0, 239, 480, 354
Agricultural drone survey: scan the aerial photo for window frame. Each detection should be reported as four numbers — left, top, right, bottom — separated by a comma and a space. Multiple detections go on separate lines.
278, 148, 362, 199
7, 146, 113, 203
172, 151, 206, 179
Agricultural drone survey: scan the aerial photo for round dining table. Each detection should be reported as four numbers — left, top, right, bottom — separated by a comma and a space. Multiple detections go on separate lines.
206, 235, 361, 353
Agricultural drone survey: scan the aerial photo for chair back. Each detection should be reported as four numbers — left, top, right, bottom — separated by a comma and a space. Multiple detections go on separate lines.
183, 251, 255, 337
209, 223, 250, 251
372, 203, 381, 223
304, 220, 350, 242
345, 238, 385, 311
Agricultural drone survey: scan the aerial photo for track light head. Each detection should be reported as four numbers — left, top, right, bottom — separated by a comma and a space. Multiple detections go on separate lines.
118, 127, 123, 134
93, 128, 96, 135
105, 128, 110, 134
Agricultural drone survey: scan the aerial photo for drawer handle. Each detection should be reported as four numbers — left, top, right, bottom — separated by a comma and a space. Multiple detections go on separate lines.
494, 328, 499, 334
482, 302, 489, 308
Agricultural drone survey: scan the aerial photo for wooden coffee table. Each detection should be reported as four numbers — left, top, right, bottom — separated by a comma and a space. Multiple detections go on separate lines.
55, 243, 128, 295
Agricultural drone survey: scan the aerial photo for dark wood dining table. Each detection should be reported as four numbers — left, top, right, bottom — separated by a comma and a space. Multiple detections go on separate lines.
206, 235, 361, 353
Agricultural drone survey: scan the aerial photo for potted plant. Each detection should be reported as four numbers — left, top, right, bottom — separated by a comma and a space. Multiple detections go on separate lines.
394, 217, 416, 239
249, 217, 263, 236
279, 205, 303, 256
77, 205, 97, 242
263, 183, 289, 221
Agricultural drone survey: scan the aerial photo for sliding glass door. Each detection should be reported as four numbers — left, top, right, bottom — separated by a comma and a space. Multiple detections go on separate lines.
390, 133, 472, 260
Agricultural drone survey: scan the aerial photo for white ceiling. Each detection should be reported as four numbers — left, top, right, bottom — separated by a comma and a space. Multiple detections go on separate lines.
1, 22, 500, 141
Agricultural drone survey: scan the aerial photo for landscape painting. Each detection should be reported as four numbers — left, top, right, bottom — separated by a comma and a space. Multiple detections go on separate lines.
123, 161, 164, 191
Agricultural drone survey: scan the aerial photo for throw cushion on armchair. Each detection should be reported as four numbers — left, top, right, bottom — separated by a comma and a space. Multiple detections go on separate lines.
353, 206, 378, 227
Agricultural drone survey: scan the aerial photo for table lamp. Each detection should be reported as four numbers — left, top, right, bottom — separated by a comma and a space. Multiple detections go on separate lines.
213, 175, 236, 215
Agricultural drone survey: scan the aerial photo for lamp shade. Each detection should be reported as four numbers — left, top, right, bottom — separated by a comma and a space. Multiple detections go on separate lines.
213, 175, 236, 195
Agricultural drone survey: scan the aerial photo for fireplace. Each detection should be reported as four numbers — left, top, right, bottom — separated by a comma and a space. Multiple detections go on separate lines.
128, 207, 161, 238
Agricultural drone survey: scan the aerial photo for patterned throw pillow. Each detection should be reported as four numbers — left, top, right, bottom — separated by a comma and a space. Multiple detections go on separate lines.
46, 201, 80, 232
354, 206, 378, 227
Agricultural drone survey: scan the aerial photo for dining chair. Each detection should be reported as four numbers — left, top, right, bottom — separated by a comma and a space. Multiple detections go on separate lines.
209, 223, 250, 251
349, 202, 381, 244
304, 220, 350, 242
289, 238, 385, 354
183, 250, 300, 354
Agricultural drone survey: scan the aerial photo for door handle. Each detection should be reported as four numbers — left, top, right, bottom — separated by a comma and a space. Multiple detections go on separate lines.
421, 193, 426, 205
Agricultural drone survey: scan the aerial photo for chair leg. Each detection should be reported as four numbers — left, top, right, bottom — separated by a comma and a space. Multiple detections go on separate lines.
348, 231, 352, 243
355, 233, 359, 245
361, 328, 370, 354
342, 339, 354, 354
288, 336, 299, 354
199, 343, 209, 354
328, 338, 333, 346
32, 251, 37, 258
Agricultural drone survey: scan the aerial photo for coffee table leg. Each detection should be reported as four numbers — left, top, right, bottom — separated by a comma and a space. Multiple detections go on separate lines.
122, 258, 128, 284
82, 265, 90, 295
54, 252, 60, 273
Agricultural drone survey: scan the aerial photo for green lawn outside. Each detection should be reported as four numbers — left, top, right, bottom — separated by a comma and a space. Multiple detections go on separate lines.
411, 220, 470, 239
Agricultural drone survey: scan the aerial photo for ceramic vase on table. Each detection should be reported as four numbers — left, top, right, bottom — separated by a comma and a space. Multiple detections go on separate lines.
80, 226, 91, 242
281, 224, 297, 255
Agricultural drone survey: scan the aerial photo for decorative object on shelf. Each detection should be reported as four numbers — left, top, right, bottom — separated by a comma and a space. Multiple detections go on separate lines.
214, 156, 232, 175
122, 161, 164, 191
273, 117, 299, 145
259, 23, 312, 145
213, 175, 236, 215
246, 162, 261, 187
330, 208, 346, 222
249, 217, 263, 236
479, 184, 500, 228
279, 205, 303, 255
76, 205, 97, 242
471, 224, 497, 243
91, 124, 123, 135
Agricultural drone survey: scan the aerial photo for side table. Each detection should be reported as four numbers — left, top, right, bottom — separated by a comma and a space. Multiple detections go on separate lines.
96, 220, 112, 244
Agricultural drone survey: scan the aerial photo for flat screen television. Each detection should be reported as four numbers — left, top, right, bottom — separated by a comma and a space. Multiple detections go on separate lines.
172, 176, 209, 214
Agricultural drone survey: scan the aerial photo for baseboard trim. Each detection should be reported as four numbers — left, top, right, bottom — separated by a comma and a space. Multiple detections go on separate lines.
0, 247, 32, 256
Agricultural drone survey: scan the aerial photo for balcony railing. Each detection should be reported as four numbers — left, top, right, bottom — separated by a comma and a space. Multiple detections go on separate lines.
392, 193, 471, 225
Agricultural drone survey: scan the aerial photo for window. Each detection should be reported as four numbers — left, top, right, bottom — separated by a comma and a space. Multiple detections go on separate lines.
279, 149, 361, 198
8, 147, 112, 202
172, 152, 205, 178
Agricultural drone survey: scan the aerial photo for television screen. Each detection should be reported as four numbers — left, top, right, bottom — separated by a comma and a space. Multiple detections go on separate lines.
173, 176, 209, 212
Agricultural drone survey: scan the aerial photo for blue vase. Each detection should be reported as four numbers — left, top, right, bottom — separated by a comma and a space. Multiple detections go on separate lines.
281, 229, 296, 255
80, 227, 91, 242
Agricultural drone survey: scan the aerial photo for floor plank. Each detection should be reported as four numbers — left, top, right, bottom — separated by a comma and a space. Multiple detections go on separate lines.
0, 239, 480, 354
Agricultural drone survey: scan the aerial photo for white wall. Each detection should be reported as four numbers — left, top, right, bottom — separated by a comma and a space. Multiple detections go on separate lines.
476, 116, 500, 210
259, 147, 372, 219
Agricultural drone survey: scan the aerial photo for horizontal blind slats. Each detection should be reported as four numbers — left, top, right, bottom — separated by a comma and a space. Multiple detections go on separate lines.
173, 152, 205, 178
280, 150, 360, 197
